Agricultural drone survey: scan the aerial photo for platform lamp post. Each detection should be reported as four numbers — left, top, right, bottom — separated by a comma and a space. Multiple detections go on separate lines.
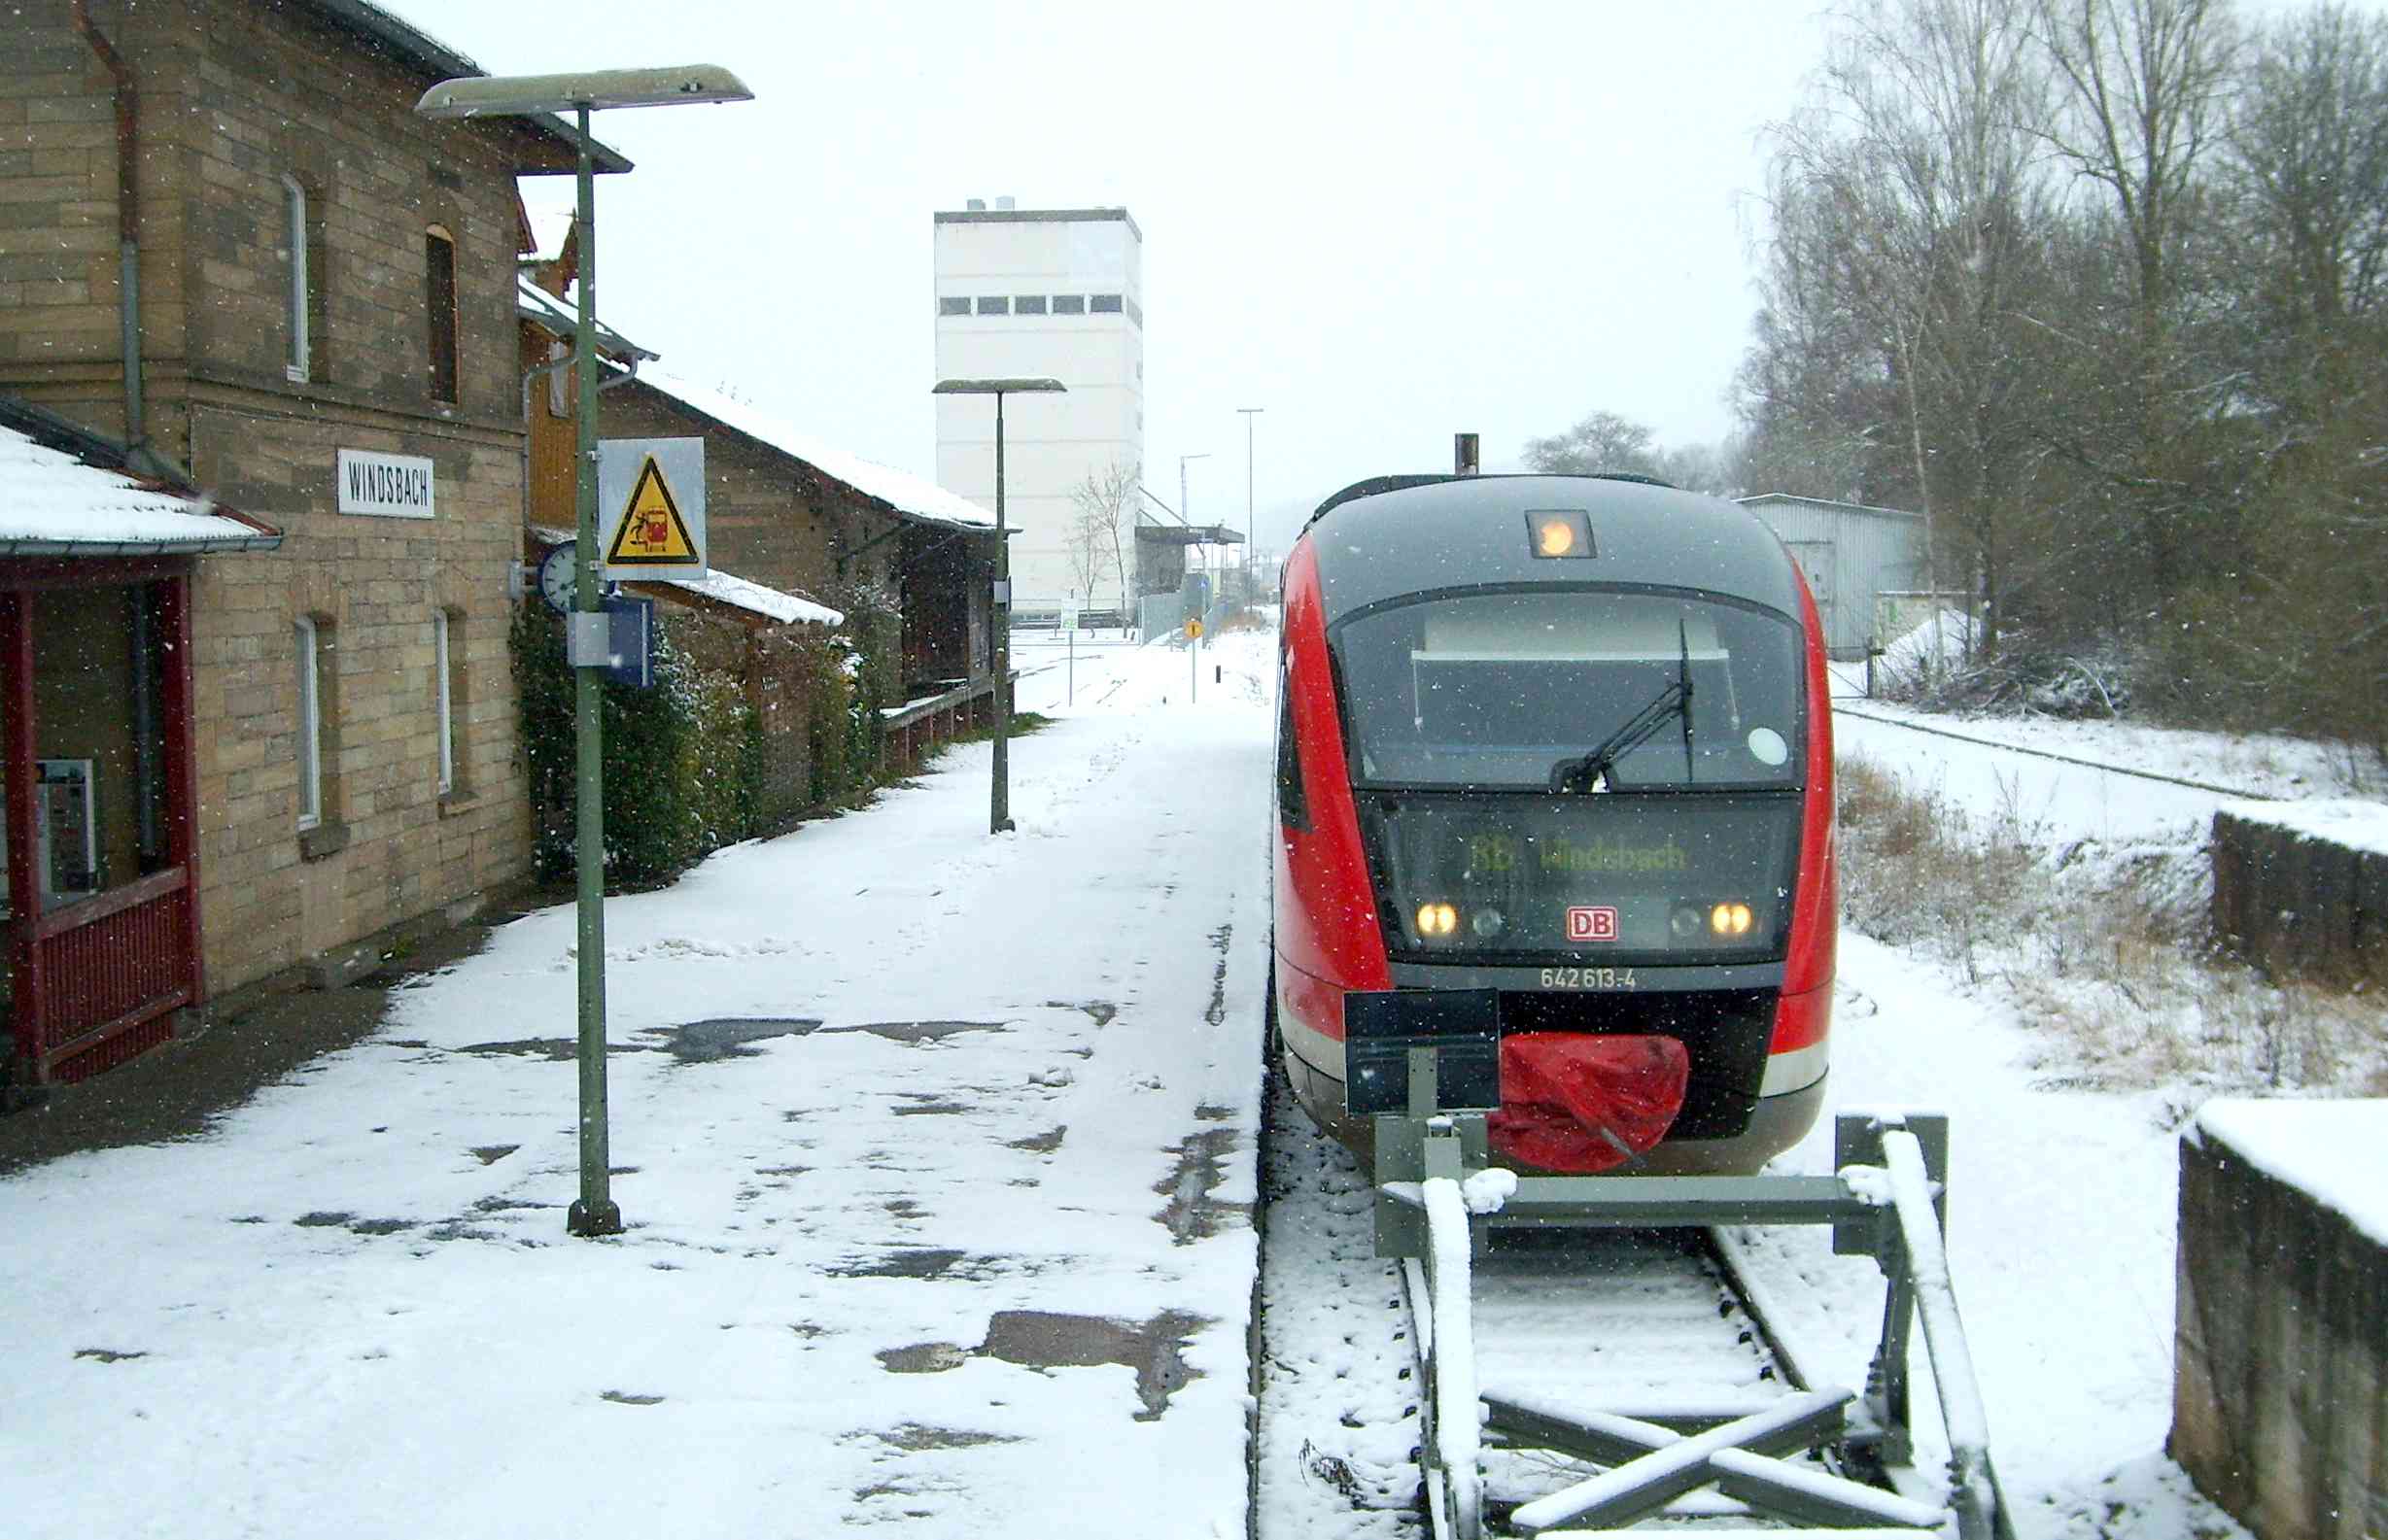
417, 66, 751, 1240
1237, 407, 1263, 599
931, 377, 1065, 835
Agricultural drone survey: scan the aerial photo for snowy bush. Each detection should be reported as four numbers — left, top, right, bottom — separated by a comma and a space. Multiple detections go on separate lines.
1836, 753, 2388, 1096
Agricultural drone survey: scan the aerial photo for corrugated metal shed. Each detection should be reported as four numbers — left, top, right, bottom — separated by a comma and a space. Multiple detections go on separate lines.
1736, 493, 1926, 659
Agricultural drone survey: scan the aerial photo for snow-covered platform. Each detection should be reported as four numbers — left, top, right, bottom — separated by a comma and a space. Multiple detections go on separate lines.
0, 633, 1279, 1539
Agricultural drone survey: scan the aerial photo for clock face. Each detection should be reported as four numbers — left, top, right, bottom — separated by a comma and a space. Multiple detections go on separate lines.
538, 541, 579, 615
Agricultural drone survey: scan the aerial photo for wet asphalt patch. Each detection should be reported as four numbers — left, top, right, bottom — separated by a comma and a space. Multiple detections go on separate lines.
874, 1309, 1209, 1420
981, 1309, 1208, 1420
642, 1018, 823, 1063
863, 1423, 1021, 1452
1005, 1126, 1066, 1154
74, 1348, 147, 1363
1155, 1127, 1247, 1245
830, 1248, 971, 1280
835, 1020, 1006, 1044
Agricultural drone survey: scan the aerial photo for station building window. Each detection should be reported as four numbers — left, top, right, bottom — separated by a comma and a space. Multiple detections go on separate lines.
425, 225, 459, 404
938, 295, 971, 316
294, 617, 328, 830
1014, 294, 1047, 315
1090, 293, 1124, 314
1052, 294, 1086, 315
433, 608, 462, 797
975, 295, 1010, 316
281, 175, 312, 383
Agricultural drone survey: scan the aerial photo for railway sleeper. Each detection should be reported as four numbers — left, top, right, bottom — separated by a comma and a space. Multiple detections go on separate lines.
1367, 1044, 2014, 1540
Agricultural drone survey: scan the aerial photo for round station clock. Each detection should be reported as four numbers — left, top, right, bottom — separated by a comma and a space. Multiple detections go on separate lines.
538, 540, 581, 616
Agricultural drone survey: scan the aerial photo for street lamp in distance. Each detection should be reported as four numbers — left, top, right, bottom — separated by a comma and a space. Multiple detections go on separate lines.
930, 377, 1066, 835
1237, 407, 1263, 600
416, 63, 751, 1241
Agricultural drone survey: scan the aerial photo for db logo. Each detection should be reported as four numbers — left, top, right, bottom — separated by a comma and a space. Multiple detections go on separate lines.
1565, 907, 1619, 942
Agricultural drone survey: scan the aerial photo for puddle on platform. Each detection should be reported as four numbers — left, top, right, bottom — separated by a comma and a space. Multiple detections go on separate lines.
1154, 1127, 1247, 1245
831, 1248, 969, 1280
455, 1038, 643, 1061
836, 1020, 1005, 1044
878, 1342, 969, 1374
643, 1018, 823, 1064
865, 1422, 1021, 1452
74, 1348, 148, 1363
873, 1310, 1207, 1418
979, 1309, 1208, 1420
599, 1389, 664, 1406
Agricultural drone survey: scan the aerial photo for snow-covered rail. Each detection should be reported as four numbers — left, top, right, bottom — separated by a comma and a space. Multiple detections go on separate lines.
1368, 1059, 2012, 1540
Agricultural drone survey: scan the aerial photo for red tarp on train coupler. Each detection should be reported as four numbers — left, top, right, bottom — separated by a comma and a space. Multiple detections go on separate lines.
1488, 1033, 1689, 1173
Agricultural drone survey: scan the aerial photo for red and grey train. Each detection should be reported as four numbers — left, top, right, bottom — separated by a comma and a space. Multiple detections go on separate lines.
1270, 472, 1837, 1175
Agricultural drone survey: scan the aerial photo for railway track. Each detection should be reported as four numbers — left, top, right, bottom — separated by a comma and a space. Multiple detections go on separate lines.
1256, 1064, 2006, 1539
1829, 697, 2275, 801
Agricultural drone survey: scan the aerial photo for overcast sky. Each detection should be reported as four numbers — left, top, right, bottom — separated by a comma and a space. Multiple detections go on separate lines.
376, 0, 2345, 558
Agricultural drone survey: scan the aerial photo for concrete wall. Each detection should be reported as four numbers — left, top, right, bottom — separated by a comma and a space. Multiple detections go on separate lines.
2172, 1114, 2387, 1539
2213, 809, 2388, 986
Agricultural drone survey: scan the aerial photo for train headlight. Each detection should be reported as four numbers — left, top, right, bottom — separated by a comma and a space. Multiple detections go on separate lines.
1471, 907, 1505, 939
1710, 901, 1753, 938
1671, 906, 1705, 941
1416, 902, 1459, 938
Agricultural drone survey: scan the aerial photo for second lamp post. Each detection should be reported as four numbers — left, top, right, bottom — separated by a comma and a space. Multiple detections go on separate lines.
931, 376, 1065, 834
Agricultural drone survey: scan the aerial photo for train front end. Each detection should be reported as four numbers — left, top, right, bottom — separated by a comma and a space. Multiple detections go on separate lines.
1271, 475, 1836, 1175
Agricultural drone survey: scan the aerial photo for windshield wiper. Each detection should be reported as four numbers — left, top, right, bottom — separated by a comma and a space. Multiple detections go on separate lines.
1549, 619, 1695, 793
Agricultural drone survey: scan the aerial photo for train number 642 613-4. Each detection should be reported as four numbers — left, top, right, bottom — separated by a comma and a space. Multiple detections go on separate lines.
1540, 966, 1638, 990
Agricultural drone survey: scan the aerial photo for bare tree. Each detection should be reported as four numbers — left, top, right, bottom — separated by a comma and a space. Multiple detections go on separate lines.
1068, 460, 1139, 631
1522, 411, 1661, 477
1753, 0, 2061, 650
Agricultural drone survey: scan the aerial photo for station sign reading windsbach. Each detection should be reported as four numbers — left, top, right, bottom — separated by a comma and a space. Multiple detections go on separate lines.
336, 448, 435, 518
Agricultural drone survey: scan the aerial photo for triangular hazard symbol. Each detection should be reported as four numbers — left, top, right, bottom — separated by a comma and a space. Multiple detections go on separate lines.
605, 457, 698, 565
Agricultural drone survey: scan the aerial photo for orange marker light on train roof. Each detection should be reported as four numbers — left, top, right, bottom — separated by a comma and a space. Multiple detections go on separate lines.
1525, 509, 1594, 560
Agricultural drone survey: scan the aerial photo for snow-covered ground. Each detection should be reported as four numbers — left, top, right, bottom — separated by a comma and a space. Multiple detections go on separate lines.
0, 630, 1277, 1540
5, 620, 2378, 1539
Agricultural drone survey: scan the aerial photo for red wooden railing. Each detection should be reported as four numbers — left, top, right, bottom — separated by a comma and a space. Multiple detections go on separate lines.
24, 866, 195, 1082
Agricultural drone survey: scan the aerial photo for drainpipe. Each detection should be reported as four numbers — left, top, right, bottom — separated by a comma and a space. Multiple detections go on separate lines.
72, 0, 163, 479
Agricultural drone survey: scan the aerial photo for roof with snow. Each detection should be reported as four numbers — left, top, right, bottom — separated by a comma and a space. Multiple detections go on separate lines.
630, 369, 997, 534
517, 276, 655, 362
523, 208, 575, 266
0, 398, 281, 557
527, 526, 841, 629
1738, 492, 1923, 523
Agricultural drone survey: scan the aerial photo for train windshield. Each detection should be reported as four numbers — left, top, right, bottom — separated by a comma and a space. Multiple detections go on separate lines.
1331, 590, 1804, 790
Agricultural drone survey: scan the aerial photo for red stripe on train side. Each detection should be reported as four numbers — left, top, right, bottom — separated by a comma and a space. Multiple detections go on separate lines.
1772, 561, 1837, 1053
1273, 539, 1390, 1038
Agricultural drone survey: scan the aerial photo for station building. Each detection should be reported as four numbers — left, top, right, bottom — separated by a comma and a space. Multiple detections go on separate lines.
931, 201, 1144, 620
1, 1, 992, 1096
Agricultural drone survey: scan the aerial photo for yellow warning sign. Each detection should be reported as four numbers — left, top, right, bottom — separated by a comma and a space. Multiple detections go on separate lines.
605, 456, 699, 566
1186, 619, 1204, 639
